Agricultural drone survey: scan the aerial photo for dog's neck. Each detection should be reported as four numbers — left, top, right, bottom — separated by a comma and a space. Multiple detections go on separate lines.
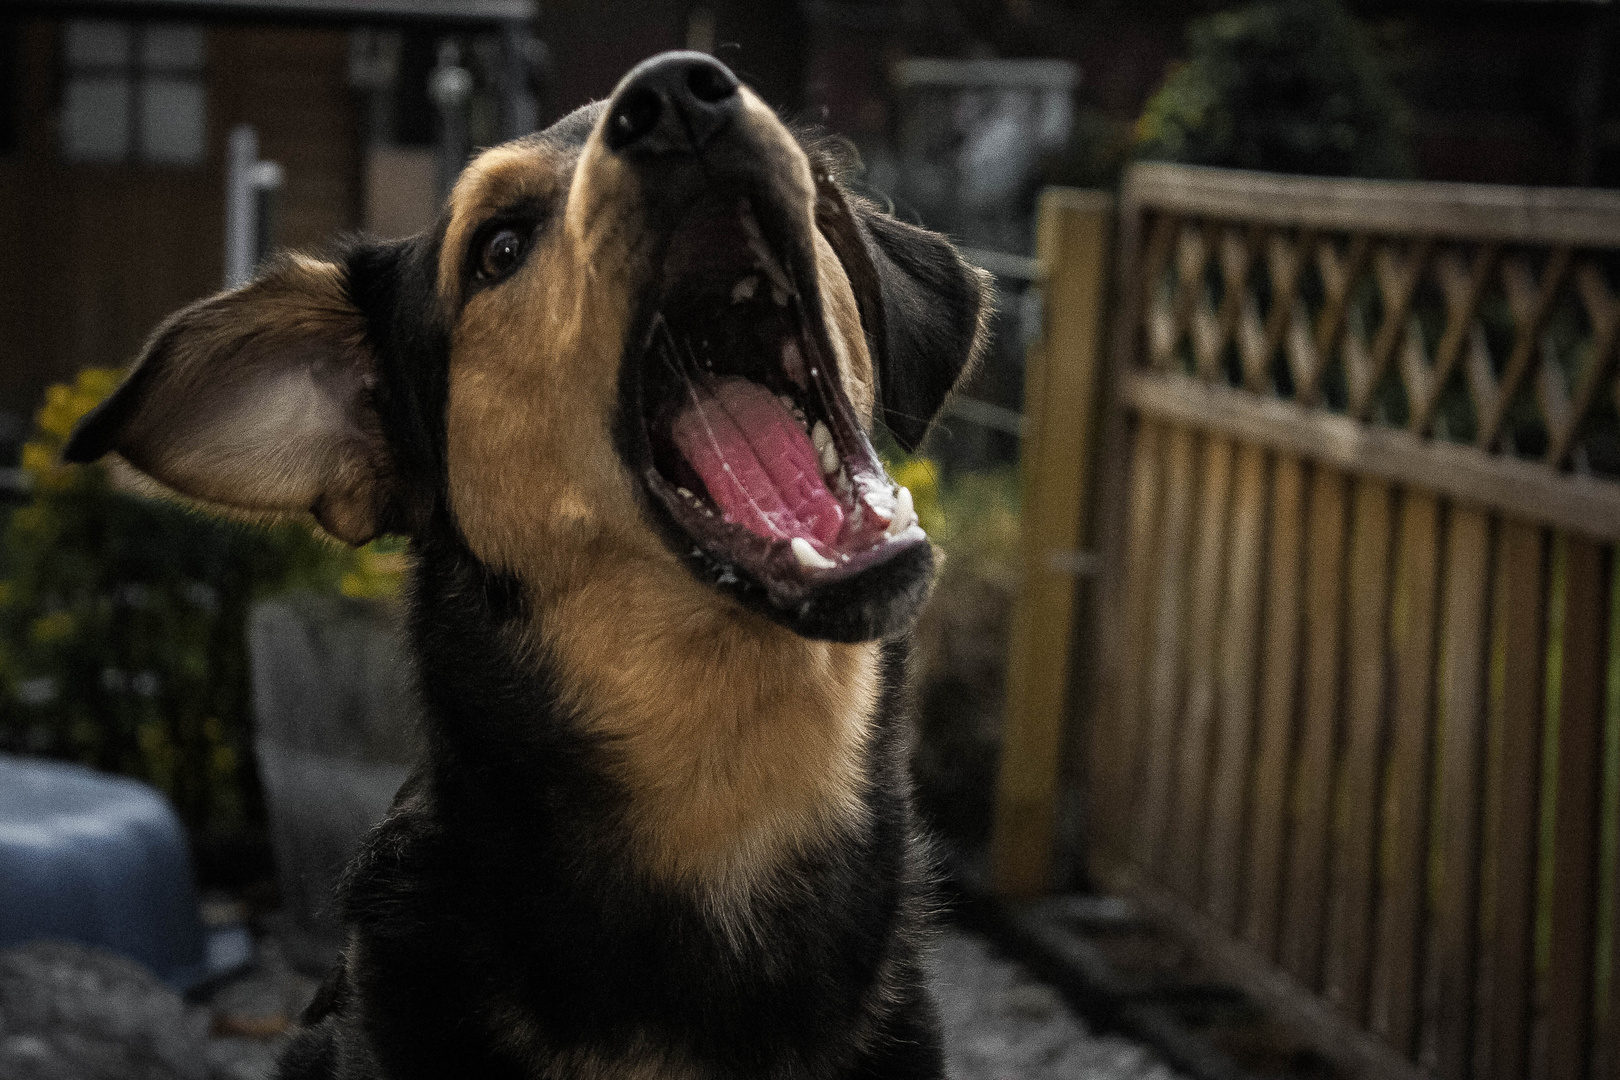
529, 556, 882, 897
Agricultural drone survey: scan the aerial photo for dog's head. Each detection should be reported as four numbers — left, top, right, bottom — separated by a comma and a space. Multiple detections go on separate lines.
65, 53, 991, 642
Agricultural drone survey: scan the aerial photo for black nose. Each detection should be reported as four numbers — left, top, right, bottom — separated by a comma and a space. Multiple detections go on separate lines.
604, 52, 741, 156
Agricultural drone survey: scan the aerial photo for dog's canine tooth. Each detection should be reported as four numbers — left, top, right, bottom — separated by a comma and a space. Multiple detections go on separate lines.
791, 536, 837, 571
862, 487, 894, 523
676, 486, 693, 499
884, 486, 916, 538
731, 275, 759, 303
811, 421, 837, 476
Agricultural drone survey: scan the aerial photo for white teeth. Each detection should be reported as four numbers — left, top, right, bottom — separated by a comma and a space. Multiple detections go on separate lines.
676, 486, 693, 499
731, 275, 759, 303
791, 536, 837, 571
863, 487, 894, 522
885, 486, 916, 538
811, 421, 837, 475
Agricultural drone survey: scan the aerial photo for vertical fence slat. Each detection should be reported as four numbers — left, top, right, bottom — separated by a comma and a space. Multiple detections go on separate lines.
1326, 477, 1395, 1020
1205, 443, 1270, 927
1602, 562, 1620, 1080
1534, 535, 1608, 1080
1171, 434, 1235, 896
1422, 506, 1492, 1078
1473, 518, 1546, 1080
1136, 426, 1201, 870
1081, 165, 1620, 1080
993, 190, 1113, 896
1245, 453, 1308, 958
1370, 491, 1443, 1053
1282, 465, 1350, 988
1088, 420, 1166, 867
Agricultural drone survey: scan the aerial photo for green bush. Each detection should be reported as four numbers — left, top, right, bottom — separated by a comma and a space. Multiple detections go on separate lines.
0, 369, 402, 844
1135, 0, 1413, 179
892, 457, 1021, 855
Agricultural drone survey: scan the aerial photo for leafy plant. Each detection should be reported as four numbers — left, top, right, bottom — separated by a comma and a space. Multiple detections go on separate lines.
0, 368, 403, 845
892, 456, 1022, 856
1135, 0, 1413, 179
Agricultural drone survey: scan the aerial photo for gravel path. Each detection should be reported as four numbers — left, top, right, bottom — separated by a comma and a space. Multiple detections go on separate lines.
0, 930, 1181, 1079
931, 930, 1183, 1080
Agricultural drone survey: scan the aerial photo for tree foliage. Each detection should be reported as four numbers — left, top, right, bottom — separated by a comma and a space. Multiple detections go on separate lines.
1135, 0, 1413, 179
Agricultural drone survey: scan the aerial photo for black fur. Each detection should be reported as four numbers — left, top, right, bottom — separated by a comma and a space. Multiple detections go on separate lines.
271, 216, 958, 1074
66, 70, 991, 1079
277, 524, 945, 1079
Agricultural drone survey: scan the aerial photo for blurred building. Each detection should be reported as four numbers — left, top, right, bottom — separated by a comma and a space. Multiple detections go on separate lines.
0, 0, 538, 439
3, 0, 1619, 453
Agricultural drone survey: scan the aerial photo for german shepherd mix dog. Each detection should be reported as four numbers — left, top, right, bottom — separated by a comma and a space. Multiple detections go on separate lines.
66, 53, 991, 1080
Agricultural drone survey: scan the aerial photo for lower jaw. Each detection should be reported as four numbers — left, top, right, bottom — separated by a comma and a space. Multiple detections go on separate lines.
643, 503, 936, 642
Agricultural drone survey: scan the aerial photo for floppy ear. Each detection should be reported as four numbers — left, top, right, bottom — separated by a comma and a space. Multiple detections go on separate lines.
815, 178, 994, 452
62, 254, 390, 545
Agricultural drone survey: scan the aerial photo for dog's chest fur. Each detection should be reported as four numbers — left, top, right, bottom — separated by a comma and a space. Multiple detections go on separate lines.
272, 531, 944, 1080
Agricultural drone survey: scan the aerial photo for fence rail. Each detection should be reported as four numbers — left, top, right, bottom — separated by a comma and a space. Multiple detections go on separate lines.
995, 165, 1620, 1080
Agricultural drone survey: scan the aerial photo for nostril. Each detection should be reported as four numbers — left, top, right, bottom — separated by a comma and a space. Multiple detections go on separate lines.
606, 86, 663, 151
686, 62, 737, 104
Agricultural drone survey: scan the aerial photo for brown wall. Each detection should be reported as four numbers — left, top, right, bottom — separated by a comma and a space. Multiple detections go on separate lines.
0, 19, 361, 423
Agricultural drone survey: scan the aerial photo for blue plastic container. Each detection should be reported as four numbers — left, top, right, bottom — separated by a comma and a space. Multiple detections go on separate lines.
0, 754, 209, 988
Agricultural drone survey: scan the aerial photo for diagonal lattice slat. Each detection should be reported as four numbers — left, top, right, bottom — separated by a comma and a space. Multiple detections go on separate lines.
1263, 231, 1315, 394
1143, 215, 1182, 371
1302, 235, 1372, 405
1549, 262, 1620, 467
1412, 246, 1499, 436
1477, 248, 1573, 449
1354, 241, 1433, 420
1133, 204, 1620, 478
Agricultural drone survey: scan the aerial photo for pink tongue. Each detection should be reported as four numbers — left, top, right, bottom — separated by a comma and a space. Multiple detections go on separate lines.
670, 378, 844, 547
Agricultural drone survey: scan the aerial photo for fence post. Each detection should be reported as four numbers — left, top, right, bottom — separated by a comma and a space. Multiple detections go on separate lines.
991, 188, 1114, 897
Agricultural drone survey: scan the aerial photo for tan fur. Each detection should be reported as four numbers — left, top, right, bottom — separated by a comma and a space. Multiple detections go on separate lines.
111, 255, 385, 543
439, 91, 887, 903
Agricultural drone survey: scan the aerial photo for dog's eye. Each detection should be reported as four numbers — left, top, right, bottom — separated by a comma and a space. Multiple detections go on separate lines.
478, 228, 527, 281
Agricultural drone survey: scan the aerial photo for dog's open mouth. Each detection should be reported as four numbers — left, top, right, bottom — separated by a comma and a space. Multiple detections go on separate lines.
635, 197, 925, 604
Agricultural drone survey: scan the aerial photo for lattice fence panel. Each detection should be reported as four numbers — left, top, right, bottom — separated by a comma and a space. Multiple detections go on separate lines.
1138, 211, 1620, 478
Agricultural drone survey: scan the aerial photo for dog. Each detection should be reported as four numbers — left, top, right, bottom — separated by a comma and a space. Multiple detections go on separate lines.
65, 52, 992, 1079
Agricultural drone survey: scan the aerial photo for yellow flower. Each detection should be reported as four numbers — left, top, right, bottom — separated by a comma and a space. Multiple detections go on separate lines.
29, 610, 76, 644
889, 456, 945, 538
76, 367, 121, 402
340, 545, 407, 598
29, 367, 122, 451
20, 442, 52, 475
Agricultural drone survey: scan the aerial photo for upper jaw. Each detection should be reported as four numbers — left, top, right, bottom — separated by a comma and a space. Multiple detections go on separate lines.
616, 173, 929, 636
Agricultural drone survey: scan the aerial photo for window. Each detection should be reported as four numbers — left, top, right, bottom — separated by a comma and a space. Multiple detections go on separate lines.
60, 20, 206, 165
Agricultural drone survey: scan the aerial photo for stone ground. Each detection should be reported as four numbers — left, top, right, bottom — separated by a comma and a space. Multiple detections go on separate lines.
0, 928, 1181, 1080
930, 931, 1183, 1080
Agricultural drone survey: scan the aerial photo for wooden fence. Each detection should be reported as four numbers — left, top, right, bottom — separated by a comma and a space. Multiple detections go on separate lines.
993, 163, 1620, 1080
